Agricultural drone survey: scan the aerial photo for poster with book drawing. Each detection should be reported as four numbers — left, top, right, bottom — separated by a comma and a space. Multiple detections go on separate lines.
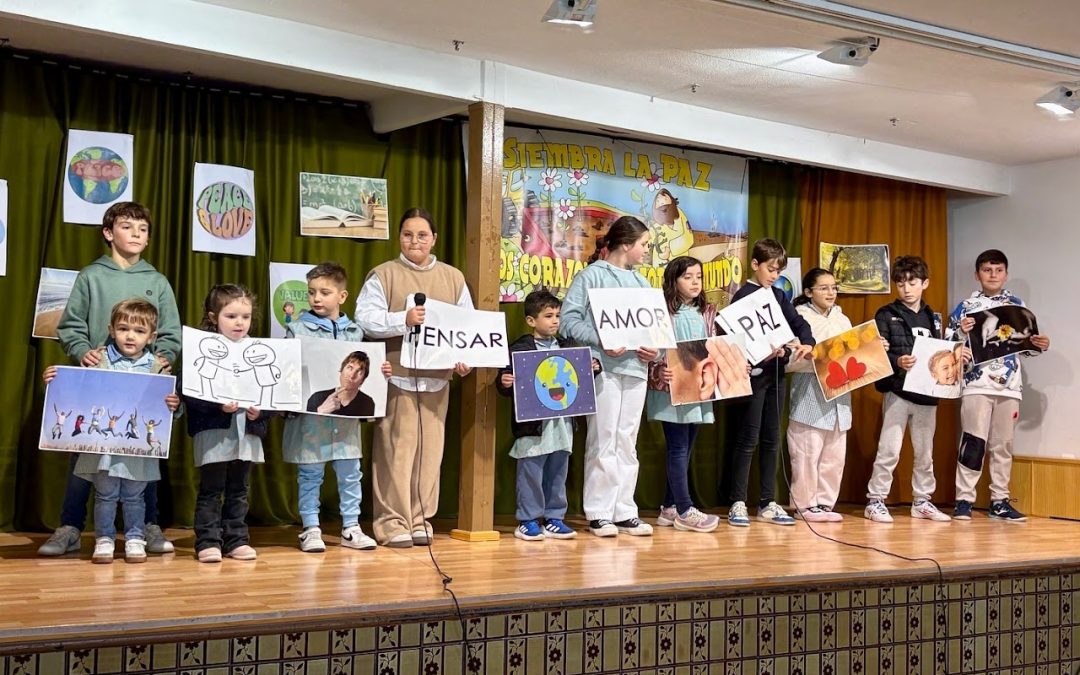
299, 172, 389, 240
180, 326, 302, 411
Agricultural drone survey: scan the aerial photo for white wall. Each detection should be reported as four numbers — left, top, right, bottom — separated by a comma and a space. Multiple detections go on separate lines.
949, 156, 1080, 458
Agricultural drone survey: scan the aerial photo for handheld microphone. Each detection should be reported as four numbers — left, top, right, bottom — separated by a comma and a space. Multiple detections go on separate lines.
410, 293, 427, 337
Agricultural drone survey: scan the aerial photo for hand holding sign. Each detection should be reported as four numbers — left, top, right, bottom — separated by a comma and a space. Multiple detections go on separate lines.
587, 288, 676, 351
716, 288, 795, 365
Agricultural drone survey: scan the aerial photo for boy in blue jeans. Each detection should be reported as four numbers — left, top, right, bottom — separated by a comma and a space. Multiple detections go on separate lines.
496, 290, 599, 541
40, 202, 181, 557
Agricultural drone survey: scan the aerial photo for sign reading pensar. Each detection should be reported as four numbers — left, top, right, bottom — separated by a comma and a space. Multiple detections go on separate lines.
587, 288, 677, 350
716, 287, 794, 364
400, 298, 510, 369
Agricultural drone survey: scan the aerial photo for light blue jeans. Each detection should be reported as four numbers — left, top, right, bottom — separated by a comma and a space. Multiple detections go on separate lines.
298, 459, 361, 529
92, 473, 147, 540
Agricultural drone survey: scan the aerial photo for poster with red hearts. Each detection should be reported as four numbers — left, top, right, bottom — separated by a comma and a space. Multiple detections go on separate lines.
811, 320, 891, 402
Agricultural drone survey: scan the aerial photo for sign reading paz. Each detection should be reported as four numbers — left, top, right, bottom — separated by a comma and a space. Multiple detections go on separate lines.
716, 287, 794, 364
400, 298, 509, 369
588, 288, 676, 350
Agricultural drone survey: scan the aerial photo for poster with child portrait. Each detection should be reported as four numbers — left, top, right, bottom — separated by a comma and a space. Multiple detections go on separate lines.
967, 306, 1042, 365
668, 334, 752, 405
903, 337, 963, 399
812, 320, 891, 402
298, 337, 387, 419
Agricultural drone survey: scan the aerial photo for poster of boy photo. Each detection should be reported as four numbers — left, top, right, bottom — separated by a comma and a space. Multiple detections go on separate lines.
819, 242, 891, 294
181, 326, 303, 411
511, 346, 597, 423
903, 336, 963, 399
967, 305, 1042, 365
298, 338, 387, 419
39, 367, 176, 459
668, 335, 752, 405
32, 267, 79, 339
812, 321, 891, 402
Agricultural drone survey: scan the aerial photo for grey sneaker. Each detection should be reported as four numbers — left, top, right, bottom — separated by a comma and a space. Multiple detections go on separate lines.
38, 525, 81, 556
144, 523, 175, 554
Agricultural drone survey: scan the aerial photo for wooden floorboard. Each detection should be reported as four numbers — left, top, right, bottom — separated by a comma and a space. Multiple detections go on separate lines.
2, 508, 1079, 647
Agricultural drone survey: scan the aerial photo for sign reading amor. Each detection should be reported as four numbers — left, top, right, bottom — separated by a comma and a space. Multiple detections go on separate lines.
588, 288, 676, 350
400, 298, 509, 369
716, 287, 794, 364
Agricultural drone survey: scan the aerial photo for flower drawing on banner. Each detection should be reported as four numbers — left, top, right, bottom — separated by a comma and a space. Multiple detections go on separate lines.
567, 168, 590, 187
556, 199, 576, 221
641, 162, 664, 192
539, 168, 562, 192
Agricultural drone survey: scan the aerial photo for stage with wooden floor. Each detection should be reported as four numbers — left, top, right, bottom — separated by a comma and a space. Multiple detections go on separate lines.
2, 509, 1080, 674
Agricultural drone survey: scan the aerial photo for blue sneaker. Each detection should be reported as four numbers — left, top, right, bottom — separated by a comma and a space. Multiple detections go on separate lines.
953, 500, 973, 520
543, 519, 578, 540
514, 520, 546, 541
728, 501, 750, 527
989, 499, 1027, 522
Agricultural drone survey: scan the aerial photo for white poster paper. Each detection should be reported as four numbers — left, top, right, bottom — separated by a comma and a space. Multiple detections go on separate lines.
0, 179, 7, 276
903, 336, 963, 399
192, 163, 256, 257
63, 129, 134, 224
268, 262, 315, 338
180, 326, 302, 411
299, 338, 387, 418
777, 257, 802, 303
400, 298, 509, 369
716, 286, 795, 364
587, 288, 677, 350
33, 267, 79, 339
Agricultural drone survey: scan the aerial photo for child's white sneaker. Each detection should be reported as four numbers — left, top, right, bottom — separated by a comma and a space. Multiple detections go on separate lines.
589, 519, 618, 537
864, 499, 894, 523
796, 506, 832, 523
299, 527, 326, 553
757, 502, 796, 526
125, 538, 147, 563
341, 525, 377, 550
911, 499, 951, 522
674, 507, 720, 533
614, 518, 653, 536
92, 537, 115, 564
728, 501, 751, 527
656, 505, 678, 527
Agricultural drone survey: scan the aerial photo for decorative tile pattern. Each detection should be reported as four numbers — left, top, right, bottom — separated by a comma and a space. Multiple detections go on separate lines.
5, 570, 1080, 674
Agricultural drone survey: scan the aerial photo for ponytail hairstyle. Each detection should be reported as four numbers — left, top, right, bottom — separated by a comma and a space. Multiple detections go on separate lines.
663, 256, 706, 315
588, 215, 649, 264
793, 267, 833, 306
200, 283, 258, 332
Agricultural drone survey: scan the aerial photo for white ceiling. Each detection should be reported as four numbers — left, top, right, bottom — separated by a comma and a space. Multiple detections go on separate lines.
4, 0, 1079, 167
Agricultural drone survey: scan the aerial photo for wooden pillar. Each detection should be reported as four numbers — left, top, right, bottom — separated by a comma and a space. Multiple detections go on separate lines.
450, 101, 504, 543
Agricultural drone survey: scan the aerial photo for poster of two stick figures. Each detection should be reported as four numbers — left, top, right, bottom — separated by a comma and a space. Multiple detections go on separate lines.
181, 326, 303, 411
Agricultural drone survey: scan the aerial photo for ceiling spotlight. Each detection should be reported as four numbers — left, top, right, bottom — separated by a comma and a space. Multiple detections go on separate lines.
817, 37, 880, 67
542, 0, 597, 28
1035, 85, 1080, 116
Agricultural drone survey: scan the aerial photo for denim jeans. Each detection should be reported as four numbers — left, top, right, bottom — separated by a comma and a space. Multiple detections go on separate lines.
297, 459, 362, 529
92, 473, 147, 540
195, 460, 251, 553
661, 422, 699, 514
515, 451, 570, 522
61, 454, 161, 529
726, 369, 783, 506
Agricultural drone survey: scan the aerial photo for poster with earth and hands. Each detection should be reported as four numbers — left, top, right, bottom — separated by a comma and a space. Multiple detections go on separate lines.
0, 179, 6, 276
299, 172, 389, 239
192, 163, 256, 257
819, 243, 891, 294
511, 347, 597, 423
268, 262, 314, 338
180, 326, 302, 411
488, 126, 748, 305
63, 130, 134, 225
40, 367, 176, 459
33, 267, 79, 339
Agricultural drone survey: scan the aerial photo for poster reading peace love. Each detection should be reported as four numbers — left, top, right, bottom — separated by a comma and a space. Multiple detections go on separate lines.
492, 126, 749, 305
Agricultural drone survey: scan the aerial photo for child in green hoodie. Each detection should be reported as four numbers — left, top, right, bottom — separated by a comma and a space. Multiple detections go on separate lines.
39, 202, 181, 558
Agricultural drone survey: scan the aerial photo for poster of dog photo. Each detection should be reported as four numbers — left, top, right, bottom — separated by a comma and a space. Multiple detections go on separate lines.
668, 335, 752, 405
812, 321, 891, 402
298, 338, 387, 419
967, 305, 1041, 365
903, 337, 963, 399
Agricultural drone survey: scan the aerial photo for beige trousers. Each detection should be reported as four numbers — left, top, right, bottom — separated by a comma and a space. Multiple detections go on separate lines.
372, 384, 450, 544
787, 420, 847, 511
955, 393, 1019, 503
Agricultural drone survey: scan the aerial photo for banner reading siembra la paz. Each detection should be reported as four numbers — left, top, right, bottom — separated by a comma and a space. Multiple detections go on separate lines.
489, 125, 748, 306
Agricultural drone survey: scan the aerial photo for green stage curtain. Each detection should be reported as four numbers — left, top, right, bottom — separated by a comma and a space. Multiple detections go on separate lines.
0, 52, 467, 531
